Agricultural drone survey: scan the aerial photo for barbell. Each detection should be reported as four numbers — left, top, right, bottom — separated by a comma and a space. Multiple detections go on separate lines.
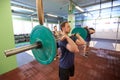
5, 25, 57, 65
4, 0, 88, 65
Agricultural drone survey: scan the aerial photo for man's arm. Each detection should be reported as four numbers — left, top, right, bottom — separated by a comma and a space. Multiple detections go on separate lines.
60, 35, 79, 53
75, 33, 86, 46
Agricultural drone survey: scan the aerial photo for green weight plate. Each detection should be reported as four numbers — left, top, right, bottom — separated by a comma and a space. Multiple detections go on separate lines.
30, 25, 57, 65
71, 27, 87, 40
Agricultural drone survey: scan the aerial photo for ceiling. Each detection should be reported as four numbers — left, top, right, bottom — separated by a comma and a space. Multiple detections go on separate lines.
10, 0, 116, 19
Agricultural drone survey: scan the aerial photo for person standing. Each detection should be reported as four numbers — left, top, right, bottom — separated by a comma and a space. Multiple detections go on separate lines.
58, 21, 86, 80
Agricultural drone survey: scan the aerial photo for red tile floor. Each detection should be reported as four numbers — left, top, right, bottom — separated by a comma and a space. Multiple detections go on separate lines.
0, 47, 120, 80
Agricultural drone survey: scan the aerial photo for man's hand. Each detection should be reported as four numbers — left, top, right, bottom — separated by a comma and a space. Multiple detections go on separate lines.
60, 35, 67, 41
59, 32, 69, 41
74, 33, 86, 45
75, 33, 81, 38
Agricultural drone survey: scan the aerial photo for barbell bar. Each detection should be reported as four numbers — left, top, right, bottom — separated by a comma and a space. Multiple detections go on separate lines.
4, 42, 41, 57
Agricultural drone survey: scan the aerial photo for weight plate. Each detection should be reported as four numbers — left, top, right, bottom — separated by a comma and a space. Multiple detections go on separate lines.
30, 25, 57, 65
71, 27, 87, 40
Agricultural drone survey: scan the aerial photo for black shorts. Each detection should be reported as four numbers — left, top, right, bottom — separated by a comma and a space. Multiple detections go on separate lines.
59, 65, 74, 80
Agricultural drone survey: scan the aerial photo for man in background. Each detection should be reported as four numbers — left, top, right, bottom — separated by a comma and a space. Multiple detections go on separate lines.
84, 26, 95, 56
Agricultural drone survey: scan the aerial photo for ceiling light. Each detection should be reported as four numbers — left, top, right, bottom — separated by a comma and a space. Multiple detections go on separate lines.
83, 13, 91, 16
11, 6, 34, 12
75, 6, 84, 12
83, 13, 88, 16
12, 15, 22, 18
46, 13, 58, 17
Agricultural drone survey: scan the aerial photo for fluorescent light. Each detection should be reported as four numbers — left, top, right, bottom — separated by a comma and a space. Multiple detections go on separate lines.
83, 13, 91, 16
11, 6, 34, 12
46, 13, 58, 17
84, 13, 88, 16
75, 6, 84, 12
12, 15, 22, 18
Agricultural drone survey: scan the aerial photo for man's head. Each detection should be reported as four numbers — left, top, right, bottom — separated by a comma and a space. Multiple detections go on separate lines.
84, 26, 88, 29
60, 21, 71, 34
89, 28, 95, 34
54, 26, 57, 31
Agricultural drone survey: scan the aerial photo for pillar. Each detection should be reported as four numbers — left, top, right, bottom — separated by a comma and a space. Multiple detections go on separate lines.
0, 0, 17, 74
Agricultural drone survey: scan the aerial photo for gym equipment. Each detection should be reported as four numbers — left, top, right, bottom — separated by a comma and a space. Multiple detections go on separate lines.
4, 0, 88, 65
71, 27, 87, 40
30, 25, 56, 64
5, 26, 88, 65
4, 0, 57, 65
5, 25, 57, 65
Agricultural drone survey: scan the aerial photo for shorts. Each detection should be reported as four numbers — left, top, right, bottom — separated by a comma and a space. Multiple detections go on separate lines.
59, 65, 74, 80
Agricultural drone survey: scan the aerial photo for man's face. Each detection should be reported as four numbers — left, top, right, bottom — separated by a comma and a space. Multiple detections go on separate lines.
54, 27, 57, 31
63, 23, 71, 34
89, 29, 95, 34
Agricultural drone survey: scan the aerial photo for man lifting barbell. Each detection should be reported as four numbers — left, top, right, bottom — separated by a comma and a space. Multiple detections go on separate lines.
57, 21, 86, 80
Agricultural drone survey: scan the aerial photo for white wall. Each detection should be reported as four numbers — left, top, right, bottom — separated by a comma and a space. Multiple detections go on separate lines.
83, 18, 120, 40
12, 17, 59, 34
12, 18, 38, 34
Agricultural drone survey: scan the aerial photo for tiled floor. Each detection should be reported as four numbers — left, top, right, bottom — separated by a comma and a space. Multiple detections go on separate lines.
1, 47, 120, 80
16, 39, 120, 67
90, 41, 120, 51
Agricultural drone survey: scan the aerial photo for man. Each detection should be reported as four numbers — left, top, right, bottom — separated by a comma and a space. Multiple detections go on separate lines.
84, 26, 95, 56
58, 21, 86, 80
53, 26, 59, 38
